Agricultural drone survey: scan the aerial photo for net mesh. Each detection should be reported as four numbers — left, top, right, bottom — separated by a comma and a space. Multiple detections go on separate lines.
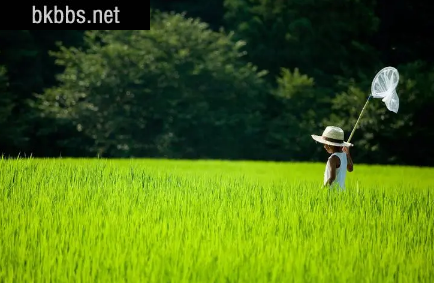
370, 67, 400, 113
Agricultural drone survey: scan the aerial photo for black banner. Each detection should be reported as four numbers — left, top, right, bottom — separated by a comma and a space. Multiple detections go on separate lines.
1, 0, 150, 29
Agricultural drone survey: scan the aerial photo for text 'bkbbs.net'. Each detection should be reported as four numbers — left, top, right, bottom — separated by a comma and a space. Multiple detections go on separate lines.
32, 6, 120, 24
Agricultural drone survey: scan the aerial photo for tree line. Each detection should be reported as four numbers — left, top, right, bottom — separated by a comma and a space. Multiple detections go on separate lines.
1, 0, 433, 166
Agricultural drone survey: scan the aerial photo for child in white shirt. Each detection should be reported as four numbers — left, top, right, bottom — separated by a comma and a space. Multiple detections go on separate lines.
311, 126, 354, 189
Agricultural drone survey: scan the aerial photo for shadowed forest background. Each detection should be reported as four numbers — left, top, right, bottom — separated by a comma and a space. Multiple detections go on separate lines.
0, 0, 433, 166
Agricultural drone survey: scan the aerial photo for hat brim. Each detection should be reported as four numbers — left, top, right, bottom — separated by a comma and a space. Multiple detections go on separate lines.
311, 135, 353, 147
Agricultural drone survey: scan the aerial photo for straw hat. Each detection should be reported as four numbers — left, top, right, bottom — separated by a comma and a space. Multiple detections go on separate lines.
311, 126, 353, 147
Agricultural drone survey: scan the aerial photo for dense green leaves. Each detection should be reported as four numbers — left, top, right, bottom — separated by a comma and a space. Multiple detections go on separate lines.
263, 68, 323, 161
37, 13, 270, 159
0, 66, 12, 123
223, 0, 381, 85
0, 66, 14, 151
0, 30, 85, 156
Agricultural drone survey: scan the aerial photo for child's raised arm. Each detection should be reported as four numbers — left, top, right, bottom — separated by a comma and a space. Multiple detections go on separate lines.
343, 147, 354, 172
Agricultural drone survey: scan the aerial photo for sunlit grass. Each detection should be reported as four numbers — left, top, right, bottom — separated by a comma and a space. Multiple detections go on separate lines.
1, 158, 433, 282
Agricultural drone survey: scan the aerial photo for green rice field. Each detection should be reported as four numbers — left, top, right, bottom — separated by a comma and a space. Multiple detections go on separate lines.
1, 158, 433, 282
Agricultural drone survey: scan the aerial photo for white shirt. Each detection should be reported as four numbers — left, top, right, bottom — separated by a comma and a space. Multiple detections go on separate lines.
324, 152, 347, 189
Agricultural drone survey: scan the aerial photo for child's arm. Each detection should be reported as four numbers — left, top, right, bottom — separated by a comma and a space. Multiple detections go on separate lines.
343, 147, 353, 172
325, 156, 338, 186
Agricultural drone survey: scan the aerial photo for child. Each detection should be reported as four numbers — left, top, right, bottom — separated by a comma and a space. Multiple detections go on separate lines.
311, 126, 354, 189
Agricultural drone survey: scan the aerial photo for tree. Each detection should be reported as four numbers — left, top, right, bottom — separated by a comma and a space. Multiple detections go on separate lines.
223, 0, 381, 87
0, 30, 85, 156
0, 65, 14, 154
150, 0, 225, 31
261, 68, 330, 161
37, 11, 270, 159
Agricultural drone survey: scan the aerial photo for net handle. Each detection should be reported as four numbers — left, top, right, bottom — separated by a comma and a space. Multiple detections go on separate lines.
347, 95, 372, 144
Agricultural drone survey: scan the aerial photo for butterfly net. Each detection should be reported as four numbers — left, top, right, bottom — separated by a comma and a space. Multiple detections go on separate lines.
370, 67, 400, 113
